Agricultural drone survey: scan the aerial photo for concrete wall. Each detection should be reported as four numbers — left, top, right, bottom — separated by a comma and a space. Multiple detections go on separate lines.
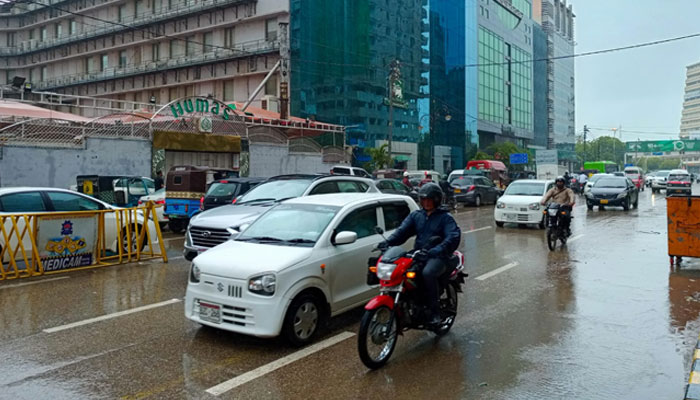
248, 143, 329, 177
0, 137, 152, 189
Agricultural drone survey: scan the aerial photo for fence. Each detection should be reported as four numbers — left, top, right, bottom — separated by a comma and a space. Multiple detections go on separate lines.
0, 203, 167, 281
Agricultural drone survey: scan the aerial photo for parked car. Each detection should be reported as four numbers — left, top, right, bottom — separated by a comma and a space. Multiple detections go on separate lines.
183, 175, 379, 261
184, 193, 419, 345
624, 166, 645, 191
585, 176, 639, 211
138, 188, 167, 228
330, 165, 371, 178
0, 188, 160, 264
494, 180, 554, 228
201, 177, 266, 211
651, 170, 671, 193
406, 170, 443, 182
584, 173, 612, 196
666, 169, 692, 196
450, 175, 500, 206
374, 178, 418, 202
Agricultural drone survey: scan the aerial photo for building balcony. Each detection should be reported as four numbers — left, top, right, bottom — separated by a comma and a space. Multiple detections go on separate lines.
0, 0, 254, 56
35, 37, 278, 90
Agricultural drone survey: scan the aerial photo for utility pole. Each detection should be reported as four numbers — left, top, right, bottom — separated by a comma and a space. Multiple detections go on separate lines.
387, 59, 401, 163
583, 125, 589, 168
278, 22, 290, 120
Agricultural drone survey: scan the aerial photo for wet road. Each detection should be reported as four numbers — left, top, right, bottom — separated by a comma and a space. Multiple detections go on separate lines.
1, 188, 697, 399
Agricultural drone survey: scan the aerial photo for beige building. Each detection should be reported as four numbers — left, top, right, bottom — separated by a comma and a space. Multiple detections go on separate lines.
0, 0, 288, 116
681, 61, 700, 139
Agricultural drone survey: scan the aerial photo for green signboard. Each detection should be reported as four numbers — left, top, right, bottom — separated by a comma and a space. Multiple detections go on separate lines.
626, 140, 700, 153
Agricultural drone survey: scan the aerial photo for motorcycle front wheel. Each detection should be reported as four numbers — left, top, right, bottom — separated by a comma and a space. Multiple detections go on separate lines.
358, 306, 398, 369
547, 228, 557, 251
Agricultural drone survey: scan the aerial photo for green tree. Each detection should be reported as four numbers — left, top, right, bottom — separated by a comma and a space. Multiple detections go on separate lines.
660, 157, 681, 170
365, 144, 392, 172
576, 136, 625, 168
472, 151, 492, 161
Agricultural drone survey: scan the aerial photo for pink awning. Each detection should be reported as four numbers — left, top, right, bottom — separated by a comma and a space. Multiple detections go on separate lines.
0, 100, 90, 122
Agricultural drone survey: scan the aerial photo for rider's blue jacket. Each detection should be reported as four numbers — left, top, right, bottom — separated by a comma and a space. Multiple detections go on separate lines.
385, 207, 461, 258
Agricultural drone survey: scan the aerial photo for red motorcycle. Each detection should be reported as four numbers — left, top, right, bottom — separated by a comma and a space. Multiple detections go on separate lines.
358, 230, 466, 369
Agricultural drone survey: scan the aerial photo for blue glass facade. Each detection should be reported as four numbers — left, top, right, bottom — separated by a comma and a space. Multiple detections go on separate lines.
533, 22, 548, 148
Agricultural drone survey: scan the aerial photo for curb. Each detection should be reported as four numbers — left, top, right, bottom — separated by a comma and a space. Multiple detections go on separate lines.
686, 339, 700, 400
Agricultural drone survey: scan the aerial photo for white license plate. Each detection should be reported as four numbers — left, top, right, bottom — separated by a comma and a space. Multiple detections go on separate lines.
198, 301, 221, 323
506, 213, 517, 221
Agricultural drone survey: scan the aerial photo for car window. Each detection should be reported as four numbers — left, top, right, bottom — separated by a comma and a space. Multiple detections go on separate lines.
337, 181, 366, 193
0, 192, 47, 212
332, 167, 351, 175
309, 181, 339, 195
239, 179, 312, 203
377, 180, 393, 191
47, 191, 103, 211
382, 203, 410, 231
336, 206, 378, 239
206, 182, 240, 197
354, 169, 370, 178
391, 181, 408, 193
128, 179, 148, 196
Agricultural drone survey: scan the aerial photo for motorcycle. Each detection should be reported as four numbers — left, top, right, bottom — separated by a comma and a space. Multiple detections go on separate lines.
358, 228, 467, 369
570, 178, 579, 194
544, 203, 571, 251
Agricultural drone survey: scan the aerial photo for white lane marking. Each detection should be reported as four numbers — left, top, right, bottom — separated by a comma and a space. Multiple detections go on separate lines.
0, 276, 69, 290
475, 262, 519, 281
466, 226, 492, 234
43, 298, 182, 333
206, 331, 356, 396
568, 234, 584, 243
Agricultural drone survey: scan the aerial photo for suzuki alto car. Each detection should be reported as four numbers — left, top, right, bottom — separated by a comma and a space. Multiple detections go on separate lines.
494, 180, 554, 228
184, 193, 418, 346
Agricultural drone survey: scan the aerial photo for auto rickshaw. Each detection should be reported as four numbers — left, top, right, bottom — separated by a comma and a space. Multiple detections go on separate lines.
164, 166, 238, 233
77, 175, 155, 207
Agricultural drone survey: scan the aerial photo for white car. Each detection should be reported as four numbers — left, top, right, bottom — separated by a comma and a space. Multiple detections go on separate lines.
184, 193, 418, 345
0, 187, 160, 266
138, 188, 168, 227
494, 180, 554, 228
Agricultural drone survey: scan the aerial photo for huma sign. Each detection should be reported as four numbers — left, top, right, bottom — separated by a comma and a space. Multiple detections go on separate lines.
169, 98, 237, 120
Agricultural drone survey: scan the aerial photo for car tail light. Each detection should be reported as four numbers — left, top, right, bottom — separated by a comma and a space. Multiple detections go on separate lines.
199, 196, 204, 210
156, 199, 165, 204
231, 197, 238, 204
137, 200, 143, 205
467, 185, 476, 192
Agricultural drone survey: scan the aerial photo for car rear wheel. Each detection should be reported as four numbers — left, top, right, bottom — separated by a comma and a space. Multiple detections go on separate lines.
283, 293, 323, 347
474, 195, 481, 207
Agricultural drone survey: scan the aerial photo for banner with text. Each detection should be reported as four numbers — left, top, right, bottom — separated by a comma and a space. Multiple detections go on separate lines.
38, 215, 98, 272
626, 140, 700, 153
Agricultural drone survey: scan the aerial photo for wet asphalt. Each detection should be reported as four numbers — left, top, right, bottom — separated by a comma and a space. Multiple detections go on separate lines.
0, 187, 697, 399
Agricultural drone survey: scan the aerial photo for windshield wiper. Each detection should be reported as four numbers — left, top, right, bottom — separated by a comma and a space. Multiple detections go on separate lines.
237, 198, 277, 205
244, 236, 284, 242
286, 238, 316, 244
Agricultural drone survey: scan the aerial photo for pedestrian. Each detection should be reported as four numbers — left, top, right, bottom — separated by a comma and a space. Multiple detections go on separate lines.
154, 170, 164, 190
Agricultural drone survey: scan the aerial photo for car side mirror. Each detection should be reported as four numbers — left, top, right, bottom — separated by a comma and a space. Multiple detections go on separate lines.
374, 226, 384, 235
334, 231, 357, 245
238, 223, 250, 232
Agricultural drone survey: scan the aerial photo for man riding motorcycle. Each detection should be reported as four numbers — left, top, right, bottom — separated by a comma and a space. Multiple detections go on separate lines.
379, 183, 462, 326
540, 176, 575, 236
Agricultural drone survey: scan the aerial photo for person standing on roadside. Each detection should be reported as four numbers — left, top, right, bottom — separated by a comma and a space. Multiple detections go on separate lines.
154, 170, 164, 190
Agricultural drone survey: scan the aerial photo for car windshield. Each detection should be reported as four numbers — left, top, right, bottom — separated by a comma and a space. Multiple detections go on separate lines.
625, 173, 640, 178
658, 171, 671, 178
595, 178, 626, 188
589, 174, 608, 183
237, 204, 339, 245
505, 182, 545, 196
237, 179, 312, 204
206, 182, 240, 197
669, 174, 689, 181
451, 177, 475, 186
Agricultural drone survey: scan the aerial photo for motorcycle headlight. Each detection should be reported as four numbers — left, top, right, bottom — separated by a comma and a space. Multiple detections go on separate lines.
376, 262, 397, 280
248, 273, 276, 296
496, 202, 506, 209
547, 209, 558, 216
528, 202, 540, 211
189, 264, 200, 283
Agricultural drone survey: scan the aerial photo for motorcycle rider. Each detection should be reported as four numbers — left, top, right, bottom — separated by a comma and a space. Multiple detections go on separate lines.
402, 171, 413, 188
563, 171, 572, 187
380, 183, 462, 326
540, 176, 575, 236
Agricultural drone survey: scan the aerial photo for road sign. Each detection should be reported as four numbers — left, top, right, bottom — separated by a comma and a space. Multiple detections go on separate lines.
510, 153, 529, 165
652, 152, 664, 156
535, 149, 558, 165
626, 140, 700, 153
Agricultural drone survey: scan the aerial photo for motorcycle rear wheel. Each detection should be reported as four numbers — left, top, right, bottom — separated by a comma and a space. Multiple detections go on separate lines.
547, 229, 557, 251
358, 306, 398, 369
433, 283, 459, 337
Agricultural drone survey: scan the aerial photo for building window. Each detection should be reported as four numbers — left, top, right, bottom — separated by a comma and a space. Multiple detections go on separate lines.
55, 23, 62, 38
29, 68, 34, 83
40, 27, 47, 42
224, 27, 235, 48
100, 54, 108, 71
135, 0, 143, 17
41, 66, 47, 81
152, 43, 160, 61
118, 4, 128, 22
28, 29, 34, 41
169, 39, 180, 58
69, 19, 77, 35
169, 86, 178, 101
84, 57, 94, 73
6, 32, 15, 47
203, 31, 213, 53
119, 50, 127, 69
265, 74, 277, 96
185, 35, 196, 57
223, 80, 234, 101
265, 18, 277, 41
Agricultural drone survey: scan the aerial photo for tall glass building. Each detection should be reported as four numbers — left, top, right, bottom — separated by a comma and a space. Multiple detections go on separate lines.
289, 0, 427, 167
532, 22, 549, 148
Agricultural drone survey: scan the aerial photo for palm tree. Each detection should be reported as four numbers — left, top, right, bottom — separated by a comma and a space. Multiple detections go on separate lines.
366, 144, 392, 171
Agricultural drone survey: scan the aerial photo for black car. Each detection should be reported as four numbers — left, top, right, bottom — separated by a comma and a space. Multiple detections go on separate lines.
586, 176, 639, 211
375, 179, 419, 202
201, 177, 266, 211
451, 176, 500, 207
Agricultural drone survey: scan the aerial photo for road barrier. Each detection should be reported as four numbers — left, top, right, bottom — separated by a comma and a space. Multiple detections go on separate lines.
667, 196, 700, 266
0, 203, 167, 281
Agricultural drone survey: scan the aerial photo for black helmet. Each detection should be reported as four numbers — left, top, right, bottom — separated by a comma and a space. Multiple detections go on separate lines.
555, 176, 566, 184
419, 182, 443, 204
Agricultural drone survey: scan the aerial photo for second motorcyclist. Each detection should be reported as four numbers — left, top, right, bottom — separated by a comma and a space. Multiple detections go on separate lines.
540, 176, 575, 236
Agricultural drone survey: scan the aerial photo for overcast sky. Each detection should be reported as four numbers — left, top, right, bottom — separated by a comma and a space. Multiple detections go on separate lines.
574, 0, 700, 142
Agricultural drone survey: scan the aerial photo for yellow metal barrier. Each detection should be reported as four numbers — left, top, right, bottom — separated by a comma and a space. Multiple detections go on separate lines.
0, 203, 167, 281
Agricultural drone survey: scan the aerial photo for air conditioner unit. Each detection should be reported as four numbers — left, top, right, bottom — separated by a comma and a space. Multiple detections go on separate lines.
261, 95, 279, 112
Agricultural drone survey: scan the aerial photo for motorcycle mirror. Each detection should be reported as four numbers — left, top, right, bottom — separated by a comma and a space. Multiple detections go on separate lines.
374, 226, 384, 235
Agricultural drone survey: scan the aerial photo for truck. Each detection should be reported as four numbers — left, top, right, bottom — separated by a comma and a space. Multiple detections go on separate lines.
536, 164, 567, 181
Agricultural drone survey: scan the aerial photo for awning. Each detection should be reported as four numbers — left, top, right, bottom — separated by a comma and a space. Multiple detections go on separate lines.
394, 155, 412, 161
0, 100, 90, 122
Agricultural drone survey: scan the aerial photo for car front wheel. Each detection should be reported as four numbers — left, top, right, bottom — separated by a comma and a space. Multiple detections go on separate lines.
496, 221, 504, 228
283, 293, 323, 347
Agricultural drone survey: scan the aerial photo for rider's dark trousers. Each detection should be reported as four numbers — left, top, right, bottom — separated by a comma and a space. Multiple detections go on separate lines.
423, 258, 448, 317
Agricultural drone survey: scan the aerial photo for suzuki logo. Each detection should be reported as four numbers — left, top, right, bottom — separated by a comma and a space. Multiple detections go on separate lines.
217, 282, 224, 292
202, 231, 211, 238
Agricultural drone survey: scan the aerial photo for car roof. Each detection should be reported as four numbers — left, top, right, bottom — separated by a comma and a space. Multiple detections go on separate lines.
0, 187, 79, 195
507, 179, 552, 184
669, 169, 689, 174
212, 177, 266, 183
282, 193, 410, 208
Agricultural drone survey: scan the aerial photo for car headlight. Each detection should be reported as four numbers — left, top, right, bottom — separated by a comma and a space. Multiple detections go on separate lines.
496, 202, 506, 209
248, 273, 276, 296
585, 192, 593, 198
616, 192, 627, 199
190, 264, 200, 283
376, 262, 397, 280
528, 202, 540, 211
